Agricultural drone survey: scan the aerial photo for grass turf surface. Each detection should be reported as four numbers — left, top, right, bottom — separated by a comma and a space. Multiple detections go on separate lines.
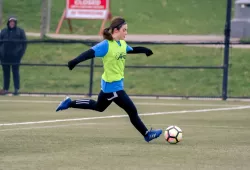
1, 96, 250, 170
2, 0, 227, 34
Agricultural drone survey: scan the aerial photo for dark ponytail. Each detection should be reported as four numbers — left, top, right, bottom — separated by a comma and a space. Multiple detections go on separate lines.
102, 16, 126, 41
103, 27, 113, 40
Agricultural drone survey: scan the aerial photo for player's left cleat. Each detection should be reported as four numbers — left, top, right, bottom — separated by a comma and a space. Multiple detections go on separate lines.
144, 128, 162, 142
56, 96, 72, 112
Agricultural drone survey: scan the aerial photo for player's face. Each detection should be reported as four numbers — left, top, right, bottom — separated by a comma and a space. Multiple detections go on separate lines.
9, 20, 16, 28
118, 24, 128, 40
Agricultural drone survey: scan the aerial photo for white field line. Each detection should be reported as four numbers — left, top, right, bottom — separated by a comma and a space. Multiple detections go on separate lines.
0, 99, 247, 107
0, 123, 248, 132
136, 102, 246, 107
0, 122, 248, 132
0, 123, 247, 132
1, 106, 250, 127
0, 123, 97, 132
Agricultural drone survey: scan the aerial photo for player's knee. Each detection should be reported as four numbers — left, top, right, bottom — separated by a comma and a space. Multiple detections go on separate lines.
128, 113, 142, 125
95, 107, 106, 112
126, 107, 137, 116
127, 109, 139, 119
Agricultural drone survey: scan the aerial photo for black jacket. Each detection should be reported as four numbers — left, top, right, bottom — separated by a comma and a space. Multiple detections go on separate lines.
0, 17, 27, 63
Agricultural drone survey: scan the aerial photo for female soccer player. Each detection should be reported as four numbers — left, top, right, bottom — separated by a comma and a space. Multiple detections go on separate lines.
56, 17, 162, 142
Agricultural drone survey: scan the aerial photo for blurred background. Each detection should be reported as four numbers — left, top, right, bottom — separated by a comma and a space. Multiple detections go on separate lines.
0, 0, 249, 99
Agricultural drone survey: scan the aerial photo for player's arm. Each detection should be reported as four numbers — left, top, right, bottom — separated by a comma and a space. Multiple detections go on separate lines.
68, 40, 108, 70
127, 45, 153, 56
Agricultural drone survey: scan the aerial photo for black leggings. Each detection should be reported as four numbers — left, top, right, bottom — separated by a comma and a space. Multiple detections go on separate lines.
70, 90, 148, 136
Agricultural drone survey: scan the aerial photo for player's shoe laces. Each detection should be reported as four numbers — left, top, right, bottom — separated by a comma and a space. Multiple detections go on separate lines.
56, 96, 72, 112
144, 128, 162, 142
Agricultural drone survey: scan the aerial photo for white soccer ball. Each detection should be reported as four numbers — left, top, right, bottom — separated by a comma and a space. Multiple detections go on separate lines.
164, 125, 183, 144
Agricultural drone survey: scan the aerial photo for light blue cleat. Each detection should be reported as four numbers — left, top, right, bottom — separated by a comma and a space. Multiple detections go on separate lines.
144, 128, 162, 142
56, 96, 72, 112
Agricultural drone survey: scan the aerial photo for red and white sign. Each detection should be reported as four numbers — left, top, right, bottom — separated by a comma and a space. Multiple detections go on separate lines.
66, 0, 109, 19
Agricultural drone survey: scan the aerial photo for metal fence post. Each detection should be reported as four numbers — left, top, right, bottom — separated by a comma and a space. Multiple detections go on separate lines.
88, 54, 94, 97
222, 0, 232, 100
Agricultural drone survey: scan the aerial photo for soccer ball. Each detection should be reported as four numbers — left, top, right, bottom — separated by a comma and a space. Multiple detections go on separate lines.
164, 126, 183, 144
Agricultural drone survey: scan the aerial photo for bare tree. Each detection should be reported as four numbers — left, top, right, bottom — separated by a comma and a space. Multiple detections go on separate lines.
46, 0, 51, 33
0, 0, 3, 27
40, 0, 48, 38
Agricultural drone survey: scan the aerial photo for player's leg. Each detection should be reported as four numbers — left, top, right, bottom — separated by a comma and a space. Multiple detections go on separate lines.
56, 90, 112, 112
1, 64, 10, 94
69, 91, 112, 112
12, 64, 20, 95
113, 90, 148, 135
113, 90, 162, 142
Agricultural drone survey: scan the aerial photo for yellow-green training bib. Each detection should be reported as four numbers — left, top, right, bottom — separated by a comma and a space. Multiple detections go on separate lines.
101, 40, 127, 82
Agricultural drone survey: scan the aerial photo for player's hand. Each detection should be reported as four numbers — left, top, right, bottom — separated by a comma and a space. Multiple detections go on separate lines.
68, 60, 76, 70
145, 48, 153, 57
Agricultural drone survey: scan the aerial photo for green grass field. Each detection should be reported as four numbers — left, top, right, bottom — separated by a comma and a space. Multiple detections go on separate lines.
1, 96, 250, 170
2, 0, 228, 34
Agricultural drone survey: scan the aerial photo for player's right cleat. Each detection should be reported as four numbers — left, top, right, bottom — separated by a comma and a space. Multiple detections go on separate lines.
144, 128, 162, 142
56, 96, 72, 112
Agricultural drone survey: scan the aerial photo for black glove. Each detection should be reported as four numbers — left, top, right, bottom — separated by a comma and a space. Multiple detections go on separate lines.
145, 48, 153, 56
127, 46, 153, 57
68, 60, 77, 70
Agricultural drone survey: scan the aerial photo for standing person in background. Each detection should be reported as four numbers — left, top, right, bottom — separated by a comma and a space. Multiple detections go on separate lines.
0, 16, 27, 95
